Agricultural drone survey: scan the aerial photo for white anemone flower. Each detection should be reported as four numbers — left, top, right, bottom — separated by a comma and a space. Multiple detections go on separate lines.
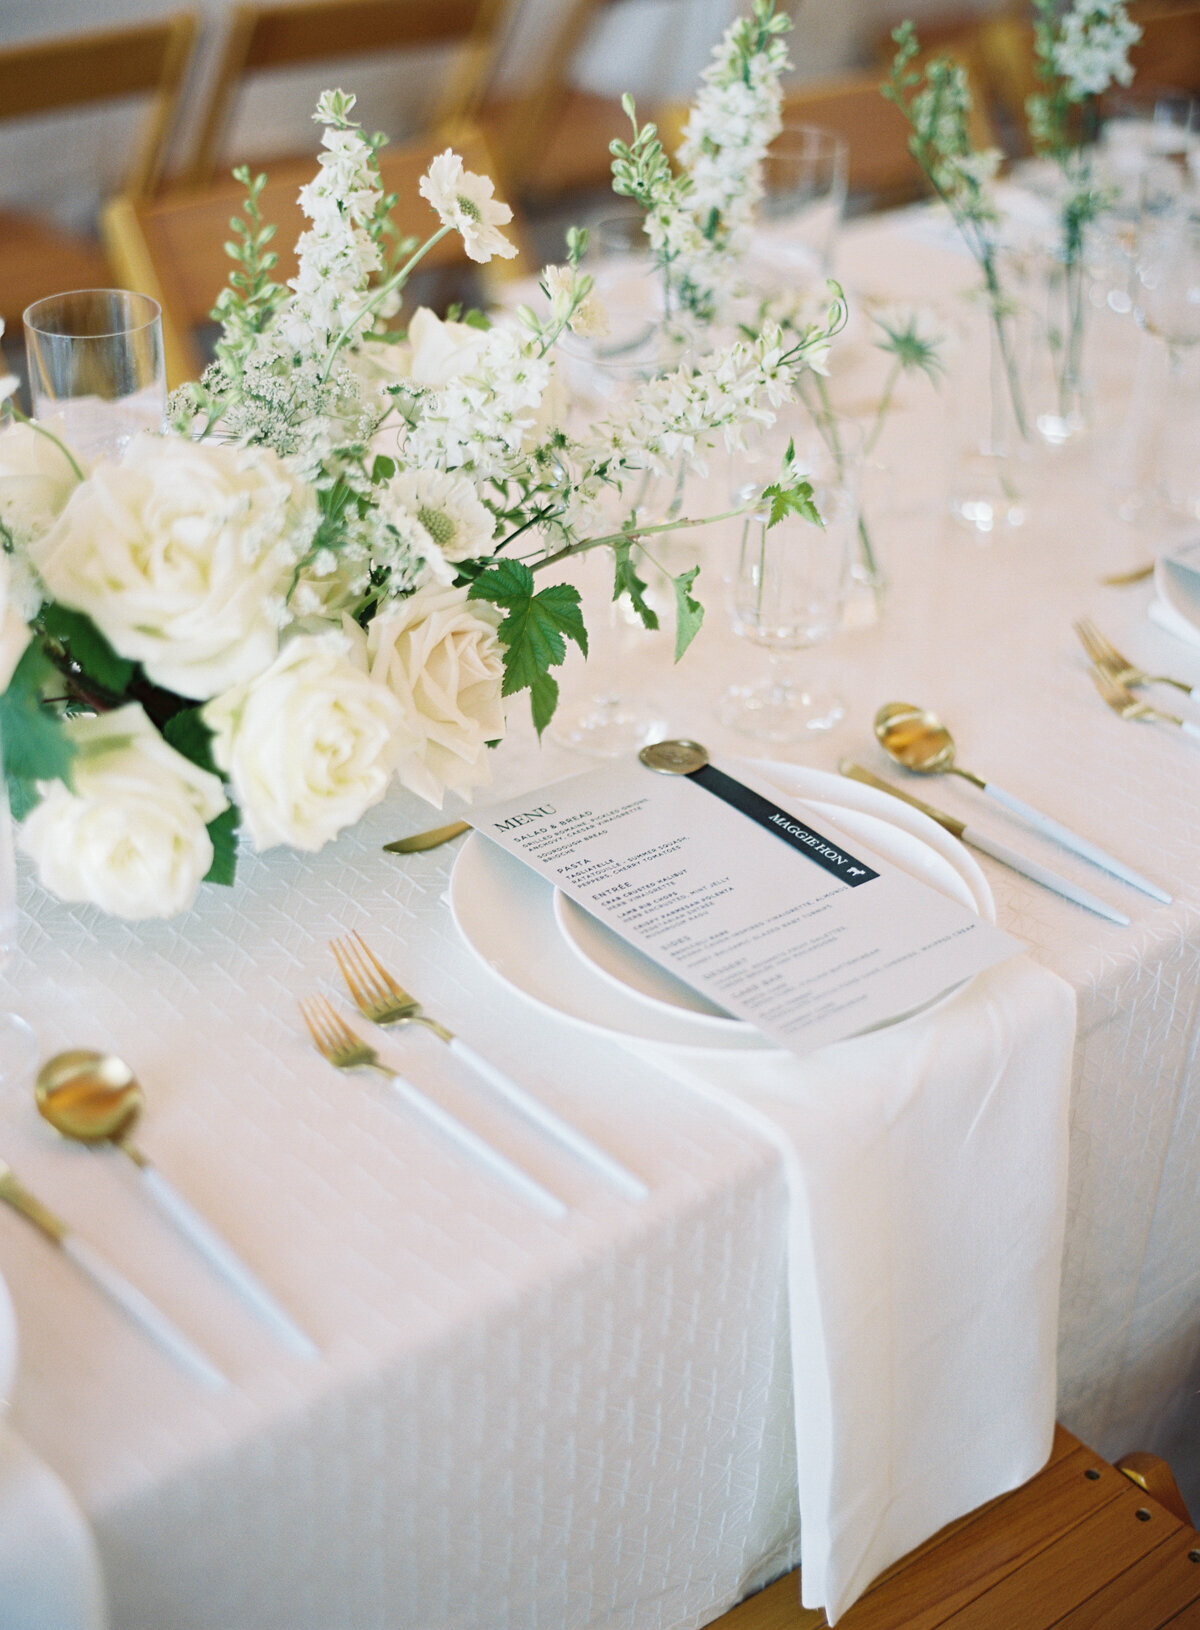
419, 150, 518, 264
383, 468, 496, 580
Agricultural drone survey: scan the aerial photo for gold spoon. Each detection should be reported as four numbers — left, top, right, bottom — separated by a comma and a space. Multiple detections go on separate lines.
873, 703, 1169, 903
36, 1051, 316, 1355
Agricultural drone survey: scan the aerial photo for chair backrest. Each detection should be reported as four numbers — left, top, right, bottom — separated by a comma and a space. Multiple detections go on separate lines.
0, 13, 199, 198
104, 122, 530, 387
188, 0, 514, 184
1125, 1, 1200, 93
778, 71, 926, 202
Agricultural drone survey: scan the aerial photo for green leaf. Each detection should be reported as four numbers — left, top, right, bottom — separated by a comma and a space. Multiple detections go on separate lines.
612, 538, 659, 631
529, 673, 560, 738
672, 565, 704, 662
468, 558, 535, 609
162, 706, 220, 777
761, 478, 822, 530
40, 603, 134, 695
203, 804, 239, 886
371, 454, 396, 483
0, 641, 75, 795
469, 562, 588, 732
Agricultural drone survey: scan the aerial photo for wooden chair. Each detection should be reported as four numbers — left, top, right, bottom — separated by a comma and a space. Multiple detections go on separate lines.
1124, 2, 1200, 97
0, 13, 198, 330
707, 1426, 1200, 1629
103, 123, 531, 388
483, 0, 727, 202
186, 0, 515, 185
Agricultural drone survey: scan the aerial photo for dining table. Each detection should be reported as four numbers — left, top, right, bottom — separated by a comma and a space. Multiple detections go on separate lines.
2, 205, 1199, 1630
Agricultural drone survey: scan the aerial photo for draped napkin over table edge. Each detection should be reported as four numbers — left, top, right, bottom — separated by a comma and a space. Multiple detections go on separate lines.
620, 954, 1075, 1622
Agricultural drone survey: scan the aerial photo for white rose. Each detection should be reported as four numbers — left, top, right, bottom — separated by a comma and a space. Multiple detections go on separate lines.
18, 704, 228, 921
0, 420, 82, 550
204, 626, 412, 851
403, 307, 491, 388
0, 551, 31, 693
367, 584, 506, 807
30, 434, 317, 701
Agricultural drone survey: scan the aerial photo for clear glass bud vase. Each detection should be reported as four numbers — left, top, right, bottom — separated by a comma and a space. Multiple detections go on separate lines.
947, 287, 1034, 535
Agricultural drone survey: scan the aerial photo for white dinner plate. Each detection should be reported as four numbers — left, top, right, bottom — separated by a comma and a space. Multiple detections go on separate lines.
449, 762, 994, 1050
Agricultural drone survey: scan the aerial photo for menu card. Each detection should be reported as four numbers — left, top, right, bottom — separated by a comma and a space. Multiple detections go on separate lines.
471, 753, 1022, 1055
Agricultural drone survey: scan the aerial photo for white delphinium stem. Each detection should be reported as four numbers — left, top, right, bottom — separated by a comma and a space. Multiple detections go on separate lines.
611, 0, 790, 322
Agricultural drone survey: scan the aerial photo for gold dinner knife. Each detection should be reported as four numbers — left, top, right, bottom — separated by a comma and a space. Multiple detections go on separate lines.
838, 762, 1131, 926
0, 1160, 227, 1388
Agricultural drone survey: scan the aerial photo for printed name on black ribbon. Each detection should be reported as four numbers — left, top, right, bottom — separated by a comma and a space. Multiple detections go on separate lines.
687, 764, 879, 887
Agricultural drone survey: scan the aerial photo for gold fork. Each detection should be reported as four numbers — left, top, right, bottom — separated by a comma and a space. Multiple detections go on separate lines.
330, 933, 647, 1201
1074, 618, 1200, 700
1090, 665, 1200, 740
299, 994, 567, 1217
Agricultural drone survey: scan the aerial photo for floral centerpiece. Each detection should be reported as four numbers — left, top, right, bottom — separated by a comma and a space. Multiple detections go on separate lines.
0, 25, 843, 923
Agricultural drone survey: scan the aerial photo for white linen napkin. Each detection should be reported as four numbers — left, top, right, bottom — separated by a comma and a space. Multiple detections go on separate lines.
0, 1271, 107, 1630
0, 1423, 107, 1630
622, 953, 1074, 1623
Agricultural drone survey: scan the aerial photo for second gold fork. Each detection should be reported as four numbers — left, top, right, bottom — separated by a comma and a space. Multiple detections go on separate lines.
1074, 617, 1200, 701
1091, 665, 1200, 739
331, 932, 648, 1202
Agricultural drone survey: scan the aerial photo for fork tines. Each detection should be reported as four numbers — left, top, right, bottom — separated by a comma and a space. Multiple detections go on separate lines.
331, 930, 407, 1009
300, 992, 354, 1056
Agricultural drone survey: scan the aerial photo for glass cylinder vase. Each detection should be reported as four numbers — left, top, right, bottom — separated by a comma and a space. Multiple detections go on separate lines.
947, 285, 1034, 535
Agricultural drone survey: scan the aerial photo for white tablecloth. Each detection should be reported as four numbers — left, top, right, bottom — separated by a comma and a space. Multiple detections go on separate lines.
4, 211, 1200, 1627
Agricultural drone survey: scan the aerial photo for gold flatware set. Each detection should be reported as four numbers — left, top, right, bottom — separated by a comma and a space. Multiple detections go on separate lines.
0, 1050, 319, 1383
304, 933, 647, 1212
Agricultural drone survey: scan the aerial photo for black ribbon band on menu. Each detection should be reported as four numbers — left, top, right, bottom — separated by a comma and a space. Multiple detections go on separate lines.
686, 763, 879, 887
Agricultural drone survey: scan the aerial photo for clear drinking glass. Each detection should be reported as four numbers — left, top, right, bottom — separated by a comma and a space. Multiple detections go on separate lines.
23, 289, 166, 460
0, 725, 37, 1098
718, 425, 857, 740
751, 123, 849, 286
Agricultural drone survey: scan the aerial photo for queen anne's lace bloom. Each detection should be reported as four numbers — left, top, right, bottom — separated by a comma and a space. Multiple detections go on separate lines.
419, 150, 518, 264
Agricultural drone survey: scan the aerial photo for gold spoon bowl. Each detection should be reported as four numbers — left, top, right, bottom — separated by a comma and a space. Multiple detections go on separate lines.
36, 1050, 148, 1162
873, 702, 985, 786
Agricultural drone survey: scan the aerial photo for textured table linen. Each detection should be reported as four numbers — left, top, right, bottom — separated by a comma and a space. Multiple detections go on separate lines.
3, 209, 1200, 1628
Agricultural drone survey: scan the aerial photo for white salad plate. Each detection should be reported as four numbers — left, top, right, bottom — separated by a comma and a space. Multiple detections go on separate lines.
449, 761, 994, 1051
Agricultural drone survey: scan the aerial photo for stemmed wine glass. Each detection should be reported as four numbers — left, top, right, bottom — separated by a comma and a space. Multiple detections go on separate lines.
550, 317, 690, 757
0, 723, 37, 1098
718, 420, 859, 741
1128, 189, 1200, 517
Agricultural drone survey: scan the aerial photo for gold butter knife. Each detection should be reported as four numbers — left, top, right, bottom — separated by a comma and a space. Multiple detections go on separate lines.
383, 820, 470, 854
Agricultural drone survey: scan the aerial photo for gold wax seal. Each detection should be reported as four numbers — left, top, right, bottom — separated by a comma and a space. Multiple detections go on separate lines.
638, 739, 710, 775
